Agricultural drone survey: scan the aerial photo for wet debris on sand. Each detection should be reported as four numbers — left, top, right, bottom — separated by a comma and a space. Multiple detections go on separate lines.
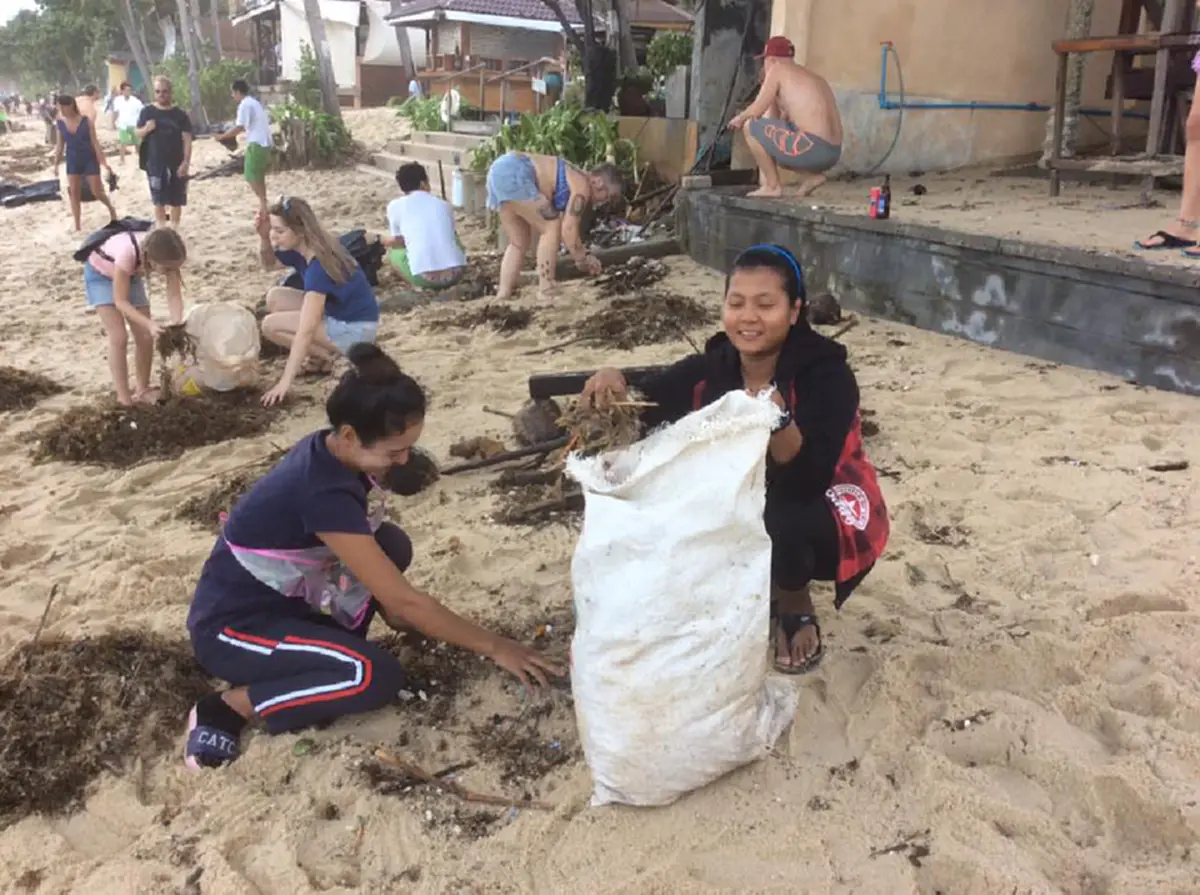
564, 292, 715, 351
0, 366, 65, 413
34, 390, 283, 468
427, 303, 534, 334
593, 256, 669, 297
0, 631, 212, 822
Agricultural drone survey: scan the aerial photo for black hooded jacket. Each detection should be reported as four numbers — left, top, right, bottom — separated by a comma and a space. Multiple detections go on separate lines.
638, 323, 859, 502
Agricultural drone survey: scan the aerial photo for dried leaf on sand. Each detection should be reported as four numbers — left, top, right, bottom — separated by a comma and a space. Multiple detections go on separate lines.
34, 391, 282, 468
0, 367, 64, 413
0, 631, 212, 822
568, 292, 714, 350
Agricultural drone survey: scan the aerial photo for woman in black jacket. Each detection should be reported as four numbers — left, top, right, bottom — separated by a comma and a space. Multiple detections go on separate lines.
580, 245, 889, 673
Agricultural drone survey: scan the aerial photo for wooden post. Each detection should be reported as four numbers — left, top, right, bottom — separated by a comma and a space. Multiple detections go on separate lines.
1144, 0, 1185, 191
1051, 50, 1069, 197
438, 159, 447, 200
500, 77, 507, 121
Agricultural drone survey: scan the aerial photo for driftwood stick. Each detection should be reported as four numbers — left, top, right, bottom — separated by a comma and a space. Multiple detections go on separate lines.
482, 405, 515, 419
373, 749, 555, 811
23, 583, 61, 671
522, 335, 592, 357
441, 437, 570, 475
829, 315, 861, 342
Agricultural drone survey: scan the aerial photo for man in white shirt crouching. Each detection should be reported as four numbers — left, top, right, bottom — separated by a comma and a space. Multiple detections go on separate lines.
385, 162, 467, 292
218, 79, 274, 214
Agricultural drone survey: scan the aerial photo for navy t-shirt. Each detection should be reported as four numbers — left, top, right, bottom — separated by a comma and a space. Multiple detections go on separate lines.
303, 256, 379, 323
187, 431, 373, 637
276, 248, 307, 274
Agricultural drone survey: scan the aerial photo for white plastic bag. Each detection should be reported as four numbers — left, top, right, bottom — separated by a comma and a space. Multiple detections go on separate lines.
566, 390, 798, 807
184, 302, 261, 392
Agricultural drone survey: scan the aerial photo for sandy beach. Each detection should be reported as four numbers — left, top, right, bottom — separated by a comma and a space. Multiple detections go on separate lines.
1, 108, 1199, 894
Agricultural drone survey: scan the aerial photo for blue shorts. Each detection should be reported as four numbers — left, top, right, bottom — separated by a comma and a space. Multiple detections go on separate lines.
83, 262, 148, 309
325, 317, 378, 354
486, 151, 541, 210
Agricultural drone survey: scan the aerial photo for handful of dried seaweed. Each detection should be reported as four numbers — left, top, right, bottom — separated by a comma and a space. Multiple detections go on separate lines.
558, 392, 646, 457
155, 323, 199, 393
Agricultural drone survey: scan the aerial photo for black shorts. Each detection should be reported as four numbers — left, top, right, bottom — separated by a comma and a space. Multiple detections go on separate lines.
148, 168, 188, 207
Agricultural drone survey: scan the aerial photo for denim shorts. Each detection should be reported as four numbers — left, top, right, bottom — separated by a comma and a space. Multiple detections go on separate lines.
324, 317, 378, 354
83, 262, 148, 309
486, 151, 541, 210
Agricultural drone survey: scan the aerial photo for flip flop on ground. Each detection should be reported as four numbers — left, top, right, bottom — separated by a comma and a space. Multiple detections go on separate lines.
774, 612, 824, 675
1134, 230, 1197, 250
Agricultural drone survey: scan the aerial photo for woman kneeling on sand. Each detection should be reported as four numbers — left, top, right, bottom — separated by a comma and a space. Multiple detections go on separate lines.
485, 151, 623, 300
183, 344, 560, 768
580, 245, 890, 673
83, 226, 186, 405
256, 197, 381, 407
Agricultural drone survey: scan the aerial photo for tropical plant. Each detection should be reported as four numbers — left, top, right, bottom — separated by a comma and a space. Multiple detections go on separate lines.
394, 96, 445, 132
288, 42, 324, 111
159, 56, 256, 121
646, 31, 693, 81
271, 101, 352, 166
469, 103, 637, 185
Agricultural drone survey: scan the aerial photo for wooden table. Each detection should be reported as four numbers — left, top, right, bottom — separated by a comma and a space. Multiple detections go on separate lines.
1048, 0, 1200, 196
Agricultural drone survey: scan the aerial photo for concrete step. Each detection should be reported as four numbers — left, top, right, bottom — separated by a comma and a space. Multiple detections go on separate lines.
407, 130, 489, 151
383, 139, 473, 168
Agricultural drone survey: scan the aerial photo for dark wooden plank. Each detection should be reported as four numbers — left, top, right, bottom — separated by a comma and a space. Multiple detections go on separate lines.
528, 365, 673, 400
1053, 34, 1163, 54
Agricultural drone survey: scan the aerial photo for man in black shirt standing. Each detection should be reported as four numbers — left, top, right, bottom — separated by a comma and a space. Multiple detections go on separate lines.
136, 75, 193, 227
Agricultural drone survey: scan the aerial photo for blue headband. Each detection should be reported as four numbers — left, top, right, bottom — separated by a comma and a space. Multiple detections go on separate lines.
741, 244, 804, 295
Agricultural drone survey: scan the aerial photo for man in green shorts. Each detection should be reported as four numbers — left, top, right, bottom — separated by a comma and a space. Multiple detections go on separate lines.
112, 82, 144, 165
385, 162, 467, 293
218, 79, 272, 213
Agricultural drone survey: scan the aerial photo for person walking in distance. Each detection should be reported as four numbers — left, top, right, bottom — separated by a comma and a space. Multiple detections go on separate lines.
112, 82, 144, 166
217, 79, 273, 215
136, 76, 193, 227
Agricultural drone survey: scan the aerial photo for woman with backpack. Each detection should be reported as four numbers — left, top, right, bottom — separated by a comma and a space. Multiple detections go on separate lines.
53, 94, 117, 232
256, 197, 380, 407
82, 225, 187, 405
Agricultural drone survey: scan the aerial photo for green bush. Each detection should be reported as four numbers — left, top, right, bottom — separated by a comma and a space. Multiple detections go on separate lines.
646, 32, 693, 81
157, 56, 257, 122
469, 104, 638, 186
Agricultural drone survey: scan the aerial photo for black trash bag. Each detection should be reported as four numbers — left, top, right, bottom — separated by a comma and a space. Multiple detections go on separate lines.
73, 217, 153, 263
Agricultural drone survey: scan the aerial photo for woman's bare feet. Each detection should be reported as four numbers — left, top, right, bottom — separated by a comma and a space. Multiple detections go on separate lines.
133, 386, 161, 405
746, 185, 784, 199
794, 174, 828, 198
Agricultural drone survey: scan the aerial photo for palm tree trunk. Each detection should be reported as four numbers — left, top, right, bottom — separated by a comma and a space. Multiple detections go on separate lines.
302, 0, 342, 118
610, 0, 637, 74
1042, 0, 1095, 162
210, 0, 223, 59
120, 0, 155, 91
175, 0, 208, 127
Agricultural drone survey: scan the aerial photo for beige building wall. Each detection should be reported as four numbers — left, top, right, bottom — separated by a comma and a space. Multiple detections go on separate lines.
755, 0, 1129, 172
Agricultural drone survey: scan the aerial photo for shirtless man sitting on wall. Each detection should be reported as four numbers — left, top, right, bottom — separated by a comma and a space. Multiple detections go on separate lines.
729, 36, 844, 199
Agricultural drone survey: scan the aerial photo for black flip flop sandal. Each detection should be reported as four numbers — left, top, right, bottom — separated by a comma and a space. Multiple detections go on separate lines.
1134, 230, 1197, 251
775, 613, 824, 675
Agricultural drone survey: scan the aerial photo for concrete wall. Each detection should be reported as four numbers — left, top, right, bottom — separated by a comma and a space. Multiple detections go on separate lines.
762, 0, 1129, 173
619, 117, 699, 183
677, 190, 1200, 396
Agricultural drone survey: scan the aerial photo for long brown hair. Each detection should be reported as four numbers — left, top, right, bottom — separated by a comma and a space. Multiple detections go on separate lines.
141, 227, 187, 275
268, 196, 354, 284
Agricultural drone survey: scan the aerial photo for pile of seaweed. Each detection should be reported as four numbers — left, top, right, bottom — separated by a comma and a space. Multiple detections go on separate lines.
175, 450, 284, 530
0, 631, 212, 821
34, 390, 281, 468
592, 256, 668, 297
557, 292, 715, 351
459, 253, 502, 301
0, 367, 64, 413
